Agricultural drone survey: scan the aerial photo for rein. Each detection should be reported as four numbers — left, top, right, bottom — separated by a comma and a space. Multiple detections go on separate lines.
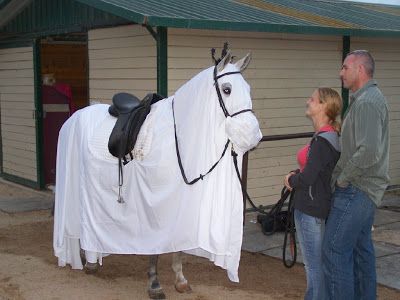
172, 66, 252, 185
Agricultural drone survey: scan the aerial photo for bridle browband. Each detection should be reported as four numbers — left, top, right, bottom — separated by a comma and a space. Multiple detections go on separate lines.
172, 65, 253, 185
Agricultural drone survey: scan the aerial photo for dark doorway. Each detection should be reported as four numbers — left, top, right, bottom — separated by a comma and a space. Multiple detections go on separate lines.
40, 34, 89, 187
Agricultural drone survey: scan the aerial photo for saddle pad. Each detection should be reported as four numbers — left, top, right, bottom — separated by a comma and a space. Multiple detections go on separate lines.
88, 106, 154, 162
88, 113, 117, 162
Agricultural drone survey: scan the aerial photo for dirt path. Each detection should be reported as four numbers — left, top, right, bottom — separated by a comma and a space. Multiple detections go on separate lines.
0, 180, 399, 299
0, 210, 398, 300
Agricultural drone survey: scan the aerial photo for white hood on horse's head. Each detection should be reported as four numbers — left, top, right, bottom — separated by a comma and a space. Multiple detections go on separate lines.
172, 60, 261, 181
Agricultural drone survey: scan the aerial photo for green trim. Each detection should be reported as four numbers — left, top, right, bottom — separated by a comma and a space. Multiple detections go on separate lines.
0, 39, 33, 49
157, 27, 168, 97
1, 172, 40, 189
75, 0, 145, 25
0, 22, 129, 44
33, 38, 44, 189
341, 36, 350, 118
145, 16, 400, 38
0, 0, 12, 10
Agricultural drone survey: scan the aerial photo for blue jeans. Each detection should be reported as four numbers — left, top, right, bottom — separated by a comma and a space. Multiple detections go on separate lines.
322, 185, 376, 300
294, 209, 325, 300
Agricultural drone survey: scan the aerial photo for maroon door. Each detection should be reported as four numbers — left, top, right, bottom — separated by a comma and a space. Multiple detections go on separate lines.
42, 84, 71, 185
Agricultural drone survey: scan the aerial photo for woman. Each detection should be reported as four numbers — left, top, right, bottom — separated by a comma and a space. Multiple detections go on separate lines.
284, 87, 341, 300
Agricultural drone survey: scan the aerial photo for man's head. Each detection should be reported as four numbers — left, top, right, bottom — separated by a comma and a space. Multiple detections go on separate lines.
340, 50, 375, 92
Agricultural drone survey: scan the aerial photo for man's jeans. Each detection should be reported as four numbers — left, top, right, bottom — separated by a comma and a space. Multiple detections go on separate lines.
294, 209, 325, 300
322, 185, 376, 300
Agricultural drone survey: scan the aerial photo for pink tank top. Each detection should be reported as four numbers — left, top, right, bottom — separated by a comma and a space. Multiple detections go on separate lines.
297, 125, 335, 171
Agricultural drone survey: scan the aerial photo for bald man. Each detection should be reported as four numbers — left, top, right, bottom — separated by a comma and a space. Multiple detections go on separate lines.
322, 50, 390, 300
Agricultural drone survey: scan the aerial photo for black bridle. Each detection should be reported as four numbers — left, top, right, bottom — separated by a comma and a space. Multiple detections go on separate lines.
172, 66, 253, 185
213, 67, 253, 118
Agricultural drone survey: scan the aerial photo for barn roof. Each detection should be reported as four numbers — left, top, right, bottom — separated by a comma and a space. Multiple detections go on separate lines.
74, 0, 400, 36
1, 0, 400, 37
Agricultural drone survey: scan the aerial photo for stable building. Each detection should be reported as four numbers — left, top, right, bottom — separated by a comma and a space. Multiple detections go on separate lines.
0, 0, 399, 207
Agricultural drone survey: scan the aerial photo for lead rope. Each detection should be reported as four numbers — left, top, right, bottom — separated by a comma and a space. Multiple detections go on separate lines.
282, 190, 297, 268
231, 147, 297, 268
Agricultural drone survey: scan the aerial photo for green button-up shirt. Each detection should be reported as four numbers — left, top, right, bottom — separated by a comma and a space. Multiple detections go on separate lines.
332, 80, 390, 206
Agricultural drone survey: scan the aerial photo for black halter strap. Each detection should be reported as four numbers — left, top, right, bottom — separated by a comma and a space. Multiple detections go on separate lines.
173, 66, 254, 185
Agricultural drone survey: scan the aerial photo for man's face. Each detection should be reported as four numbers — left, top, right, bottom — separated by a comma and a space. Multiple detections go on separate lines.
340, 55, 359, 92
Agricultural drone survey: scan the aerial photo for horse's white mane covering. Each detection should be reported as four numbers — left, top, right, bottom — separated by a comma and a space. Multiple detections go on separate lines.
53, 58, 262, 282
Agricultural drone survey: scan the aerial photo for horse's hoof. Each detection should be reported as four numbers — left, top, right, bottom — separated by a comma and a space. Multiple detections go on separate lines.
84, 262, 99, 274
148, 288, 166, 299
175, 281, 192, 293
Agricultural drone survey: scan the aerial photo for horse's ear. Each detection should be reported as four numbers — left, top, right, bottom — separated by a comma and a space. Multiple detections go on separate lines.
217, 50, 232, 73
235, 53, 251, 73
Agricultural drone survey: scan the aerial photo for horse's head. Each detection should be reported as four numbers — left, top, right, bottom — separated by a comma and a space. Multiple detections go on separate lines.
172, 49, 262, 181
213, 50, 252, 119
213, 51, 262, 154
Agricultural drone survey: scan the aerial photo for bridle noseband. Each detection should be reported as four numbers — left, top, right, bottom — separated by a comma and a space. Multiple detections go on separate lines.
173, 66, 254, 185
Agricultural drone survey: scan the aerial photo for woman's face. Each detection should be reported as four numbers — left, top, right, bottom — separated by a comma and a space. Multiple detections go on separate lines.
306, 90, 326, 118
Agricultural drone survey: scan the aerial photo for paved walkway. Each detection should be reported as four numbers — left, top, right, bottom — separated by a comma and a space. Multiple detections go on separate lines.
0, 180, 54, 213
1, 179, 399, 290
242, 191, 400, 290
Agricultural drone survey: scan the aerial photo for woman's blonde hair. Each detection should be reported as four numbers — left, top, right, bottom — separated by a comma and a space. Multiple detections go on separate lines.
317, 87, 342, 133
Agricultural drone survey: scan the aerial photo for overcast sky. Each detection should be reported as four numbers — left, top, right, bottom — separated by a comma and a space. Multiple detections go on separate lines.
340, 0, 400, 5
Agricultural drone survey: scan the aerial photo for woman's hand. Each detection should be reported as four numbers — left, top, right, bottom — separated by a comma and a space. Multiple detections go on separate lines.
284, 172, 295, 191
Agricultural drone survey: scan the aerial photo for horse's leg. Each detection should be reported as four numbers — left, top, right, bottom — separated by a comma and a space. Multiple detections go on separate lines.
84, 250, 100, 274
147, 255, 166, 299
172, 252, 192, 293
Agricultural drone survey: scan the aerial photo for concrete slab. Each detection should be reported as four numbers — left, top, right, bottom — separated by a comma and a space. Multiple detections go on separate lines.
0, 196, 54, 213
381, 193, 400, 208
374, 241, 400, 258
376, 253, 400, 290
374, 209, 400, 226
261, 244, 304, 265
375, 221, 400, 231
243, 192, 400, 291
243, 214, 304, 264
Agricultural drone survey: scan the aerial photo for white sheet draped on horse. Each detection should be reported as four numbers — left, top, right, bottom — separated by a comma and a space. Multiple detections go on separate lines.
53, 51, 262, 282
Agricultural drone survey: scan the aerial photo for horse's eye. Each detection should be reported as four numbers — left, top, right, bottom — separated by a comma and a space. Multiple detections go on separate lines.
223, 87, 231, 95
221, 83, 232, 95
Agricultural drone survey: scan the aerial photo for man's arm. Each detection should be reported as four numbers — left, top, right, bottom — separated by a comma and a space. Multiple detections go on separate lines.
337, 101, 384, 186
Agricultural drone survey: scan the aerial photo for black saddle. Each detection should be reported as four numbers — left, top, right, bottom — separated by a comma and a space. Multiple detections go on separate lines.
108, 92, 163, 163
108, 92, 141, 117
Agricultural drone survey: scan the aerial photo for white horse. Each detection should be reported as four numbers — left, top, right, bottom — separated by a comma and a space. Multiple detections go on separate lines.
53, 49, 262, 299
